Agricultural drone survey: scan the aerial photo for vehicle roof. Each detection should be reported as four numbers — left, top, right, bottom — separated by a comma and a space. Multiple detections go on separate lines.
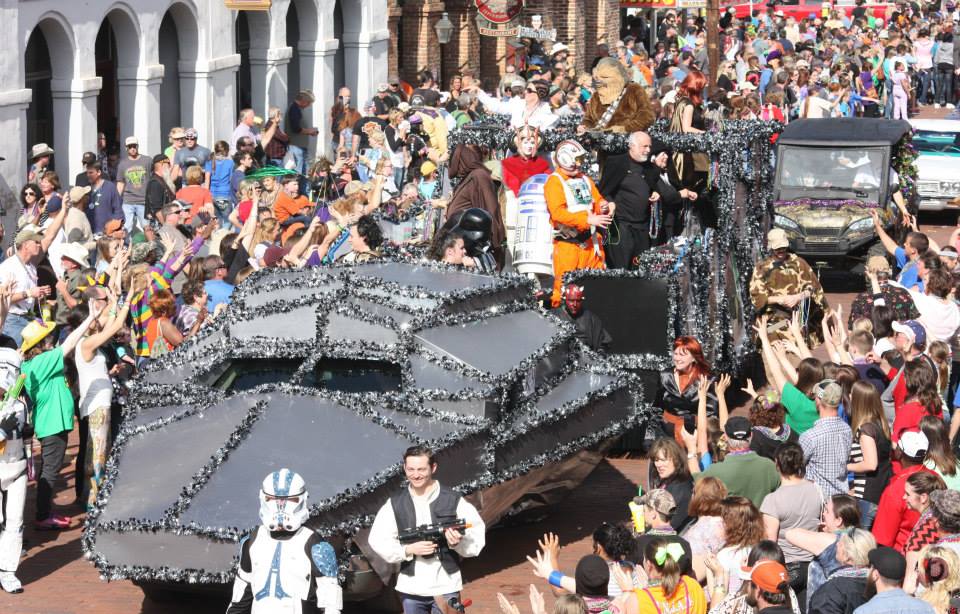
910, 118, 960, 133
779, 118, 912, 146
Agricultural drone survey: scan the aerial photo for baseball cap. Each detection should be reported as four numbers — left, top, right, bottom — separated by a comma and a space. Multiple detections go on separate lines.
69, 185, 92, 203
104, 219, 124, 236
638, 488, 677, 517
14, 228, 44, 247
152, 153, 170, 166
898, 430, 929, 460
724, 416, 753, 441
768, 228, 790, 250
741, 560, 789, 593
377, 83, 389, 93
184, 128, 198, 139
814, 379, 842, 406
421, 161, 437, 176
125, 136, 139, 147
868, 546, 906, 581
891, 320, 927, 348
866, 255, 892, 274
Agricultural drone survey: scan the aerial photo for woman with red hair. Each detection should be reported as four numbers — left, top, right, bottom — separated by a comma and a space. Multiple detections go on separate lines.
656, 336, 718, 445
669, 69, 712, 237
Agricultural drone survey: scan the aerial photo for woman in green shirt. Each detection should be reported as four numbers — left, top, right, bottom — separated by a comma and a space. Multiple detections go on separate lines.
20, 302, 96, 529
755, 314, 824, 434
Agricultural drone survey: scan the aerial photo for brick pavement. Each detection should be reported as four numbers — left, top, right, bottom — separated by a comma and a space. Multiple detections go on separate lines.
0, 429, 649, 613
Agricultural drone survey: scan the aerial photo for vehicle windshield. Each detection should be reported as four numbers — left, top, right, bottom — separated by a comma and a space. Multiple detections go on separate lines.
913, 130, 960, 155
779, 146, 886, 193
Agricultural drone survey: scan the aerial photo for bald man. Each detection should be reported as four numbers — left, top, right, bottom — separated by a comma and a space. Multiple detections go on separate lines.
603, 131, 660, 269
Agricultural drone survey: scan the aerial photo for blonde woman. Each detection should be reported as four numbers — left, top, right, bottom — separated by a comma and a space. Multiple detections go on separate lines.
917, 546, 960, 611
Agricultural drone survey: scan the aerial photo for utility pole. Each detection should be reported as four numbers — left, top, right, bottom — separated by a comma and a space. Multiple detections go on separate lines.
706, 0, 720, 85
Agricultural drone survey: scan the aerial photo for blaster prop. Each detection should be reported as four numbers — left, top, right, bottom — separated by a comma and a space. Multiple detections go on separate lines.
397, 519, 471, 547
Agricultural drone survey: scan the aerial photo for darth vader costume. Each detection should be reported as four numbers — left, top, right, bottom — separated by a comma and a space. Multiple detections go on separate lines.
438, 208, 498, 274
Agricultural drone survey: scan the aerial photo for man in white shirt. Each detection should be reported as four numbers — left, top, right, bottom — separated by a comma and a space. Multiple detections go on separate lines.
368, 446, 485, 614
0, 201, 69, 344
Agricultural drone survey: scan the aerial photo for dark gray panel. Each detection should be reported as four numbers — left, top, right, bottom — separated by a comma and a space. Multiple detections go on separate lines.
427, 399, 500, 421
94, 529, 238, 573
409, 355, 485, 392
230, 305, 317, 340
325, 313, 399, 345
415, 311, 560, 376
243, 281, 342, 308
531, 372, 616, 417
376, 407, 472, 440
140, 363, 198, 385
495, 389, 632, 471
180, 394, 414, 529
125, 404, 192, 429
344, 297, 416, 326
99, 396, 257, 523
350, 262, 497, 293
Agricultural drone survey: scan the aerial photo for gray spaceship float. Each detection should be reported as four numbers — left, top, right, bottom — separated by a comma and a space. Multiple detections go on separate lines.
82, 260, 680, 600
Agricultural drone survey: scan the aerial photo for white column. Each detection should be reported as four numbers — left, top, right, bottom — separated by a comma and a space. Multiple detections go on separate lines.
117, 64, 165, 155
342, 29, 391, 107
249, 47, 293, 116
50, 77, 102, 183
0, 88, 32, 190
297, 38, 339, 158
179, 54, 241, 147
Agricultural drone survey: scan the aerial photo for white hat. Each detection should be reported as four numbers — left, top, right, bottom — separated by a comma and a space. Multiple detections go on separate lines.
31, 143, 54, 159
551, 42, 569, 55
124, 136, 139, 147
59, 242, 90, 268
899, 430, 929, 459
738, 80, 758, 91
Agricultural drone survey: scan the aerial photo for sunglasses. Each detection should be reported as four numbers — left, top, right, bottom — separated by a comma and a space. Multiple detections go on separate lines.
23, 191, 36, 197
127, 144, 138, 148
185, 136, 197, 140
526, 88, 538, 94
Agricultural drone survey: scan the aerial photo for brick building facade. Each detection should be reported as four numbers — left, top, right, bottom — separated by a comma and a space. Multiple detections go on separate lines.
387, 0, 621, 91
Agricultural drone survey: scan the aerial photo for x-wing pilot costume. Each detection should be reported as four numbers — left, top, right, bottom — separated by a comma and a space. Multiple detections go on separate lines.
544, 140, 612, 307
226, 469, 342, 614
0, 348, 28, 594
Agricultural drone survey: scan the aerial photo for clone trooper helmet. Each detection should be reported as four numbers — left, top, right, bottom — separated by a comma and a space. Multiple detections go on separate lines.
259, 468, 309, 532
0, 348, 21, 391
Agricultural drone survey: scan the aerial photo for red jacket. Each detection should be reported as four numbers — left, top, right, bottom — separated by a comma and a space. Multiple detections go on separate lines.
872, 464, 935, 552
892, 401, 942, 444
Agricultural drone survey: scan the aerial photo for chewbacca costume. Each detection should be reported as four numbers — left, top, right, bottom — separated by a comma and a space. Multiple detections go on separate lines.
583, 83, 656, 134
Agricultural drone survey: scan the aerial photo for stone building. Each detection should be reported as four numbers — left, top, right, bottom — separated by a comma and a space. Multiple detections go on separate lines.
0, 0, 389, 190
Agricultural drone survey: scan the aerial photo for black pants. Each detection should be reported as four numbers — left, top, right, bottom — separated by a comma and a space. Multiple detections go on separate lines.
75, 414, 89, 501
36, 431, 68, 521
606, 220, 650, 270
787, 560, 809, 614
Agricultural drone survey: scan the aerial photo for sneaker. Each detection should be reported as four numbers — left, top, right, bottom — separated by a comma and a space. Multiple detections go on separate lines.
33, 517, 68, 531
935, 103, 942, 109
948, 103, 956, 109
0, 571, 22, 594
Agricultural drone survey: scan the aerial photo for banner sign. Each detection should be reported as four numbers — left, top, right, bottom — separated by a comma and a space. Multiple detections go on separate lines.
619, 0, 677, 7
224, 0, 271, 10
477, 15, 520, 37
475, 0, 524, 24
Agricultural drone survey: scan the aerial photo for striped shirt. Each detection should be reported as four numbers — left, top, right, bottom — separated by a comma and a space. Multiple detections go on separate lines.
131, 254, 190, 357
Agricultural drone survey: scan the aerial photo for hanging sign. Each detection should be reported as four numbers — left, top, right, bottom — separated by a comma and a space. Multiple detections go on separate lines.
475, 0, 524, 24
477, 15, 520, 37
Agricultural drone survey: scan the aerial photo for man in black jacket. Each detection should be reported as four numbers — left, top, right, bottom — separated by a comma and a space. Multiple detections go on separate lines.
601, 131, 658, 269
144, 154, 175, 223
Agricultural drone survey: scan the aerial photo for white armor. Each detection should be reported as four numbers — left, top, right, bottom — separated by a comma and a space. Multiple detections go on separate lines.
0, 347, 26, 585
227, 470, 342, 614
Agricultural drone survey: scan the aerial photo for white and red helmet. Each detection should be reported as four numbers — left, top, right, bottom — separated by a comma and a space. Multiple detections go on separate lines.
555, 140, 588, 173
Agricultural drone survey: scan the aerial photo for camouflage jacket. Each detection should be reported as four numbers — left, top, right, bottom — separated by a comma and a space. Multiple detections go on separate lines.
749, 253, 828, 343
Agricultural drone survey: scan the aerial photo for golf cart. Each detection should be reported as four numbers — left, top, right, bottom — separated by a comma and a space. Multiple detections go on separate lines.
772, 118, 915, 270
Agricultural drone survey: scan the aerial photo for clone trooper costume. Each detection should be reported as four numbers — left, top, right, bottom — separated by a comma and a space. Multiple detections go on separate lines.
226, 469, 342, 614
543, 140, 612, 306
0, 348, 28, 594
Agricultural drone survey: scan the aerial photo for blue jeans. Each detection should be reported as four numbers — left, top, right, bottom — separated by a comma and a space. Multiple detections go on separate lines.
936, 66, 955, 105
212, 198, 233, 228
918, 70, 934, 104
883, 79, 894, 118
287, 144, 309, 193
123, 202, 147, 233
857, 498, 878, 530
1, 312, 32, 347
399, 592, 461, 614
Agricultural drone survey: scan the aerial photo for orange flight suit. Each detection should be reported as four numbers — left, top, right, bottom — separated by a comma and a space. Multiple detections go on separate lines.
544, 169, 606, 307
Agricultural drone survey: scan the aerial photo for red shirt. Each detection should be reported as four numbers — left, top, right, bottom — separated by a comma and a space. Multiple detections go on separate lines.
175, 185, 213, 222
892, 401, 942, 445
872, 464, 935, 552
